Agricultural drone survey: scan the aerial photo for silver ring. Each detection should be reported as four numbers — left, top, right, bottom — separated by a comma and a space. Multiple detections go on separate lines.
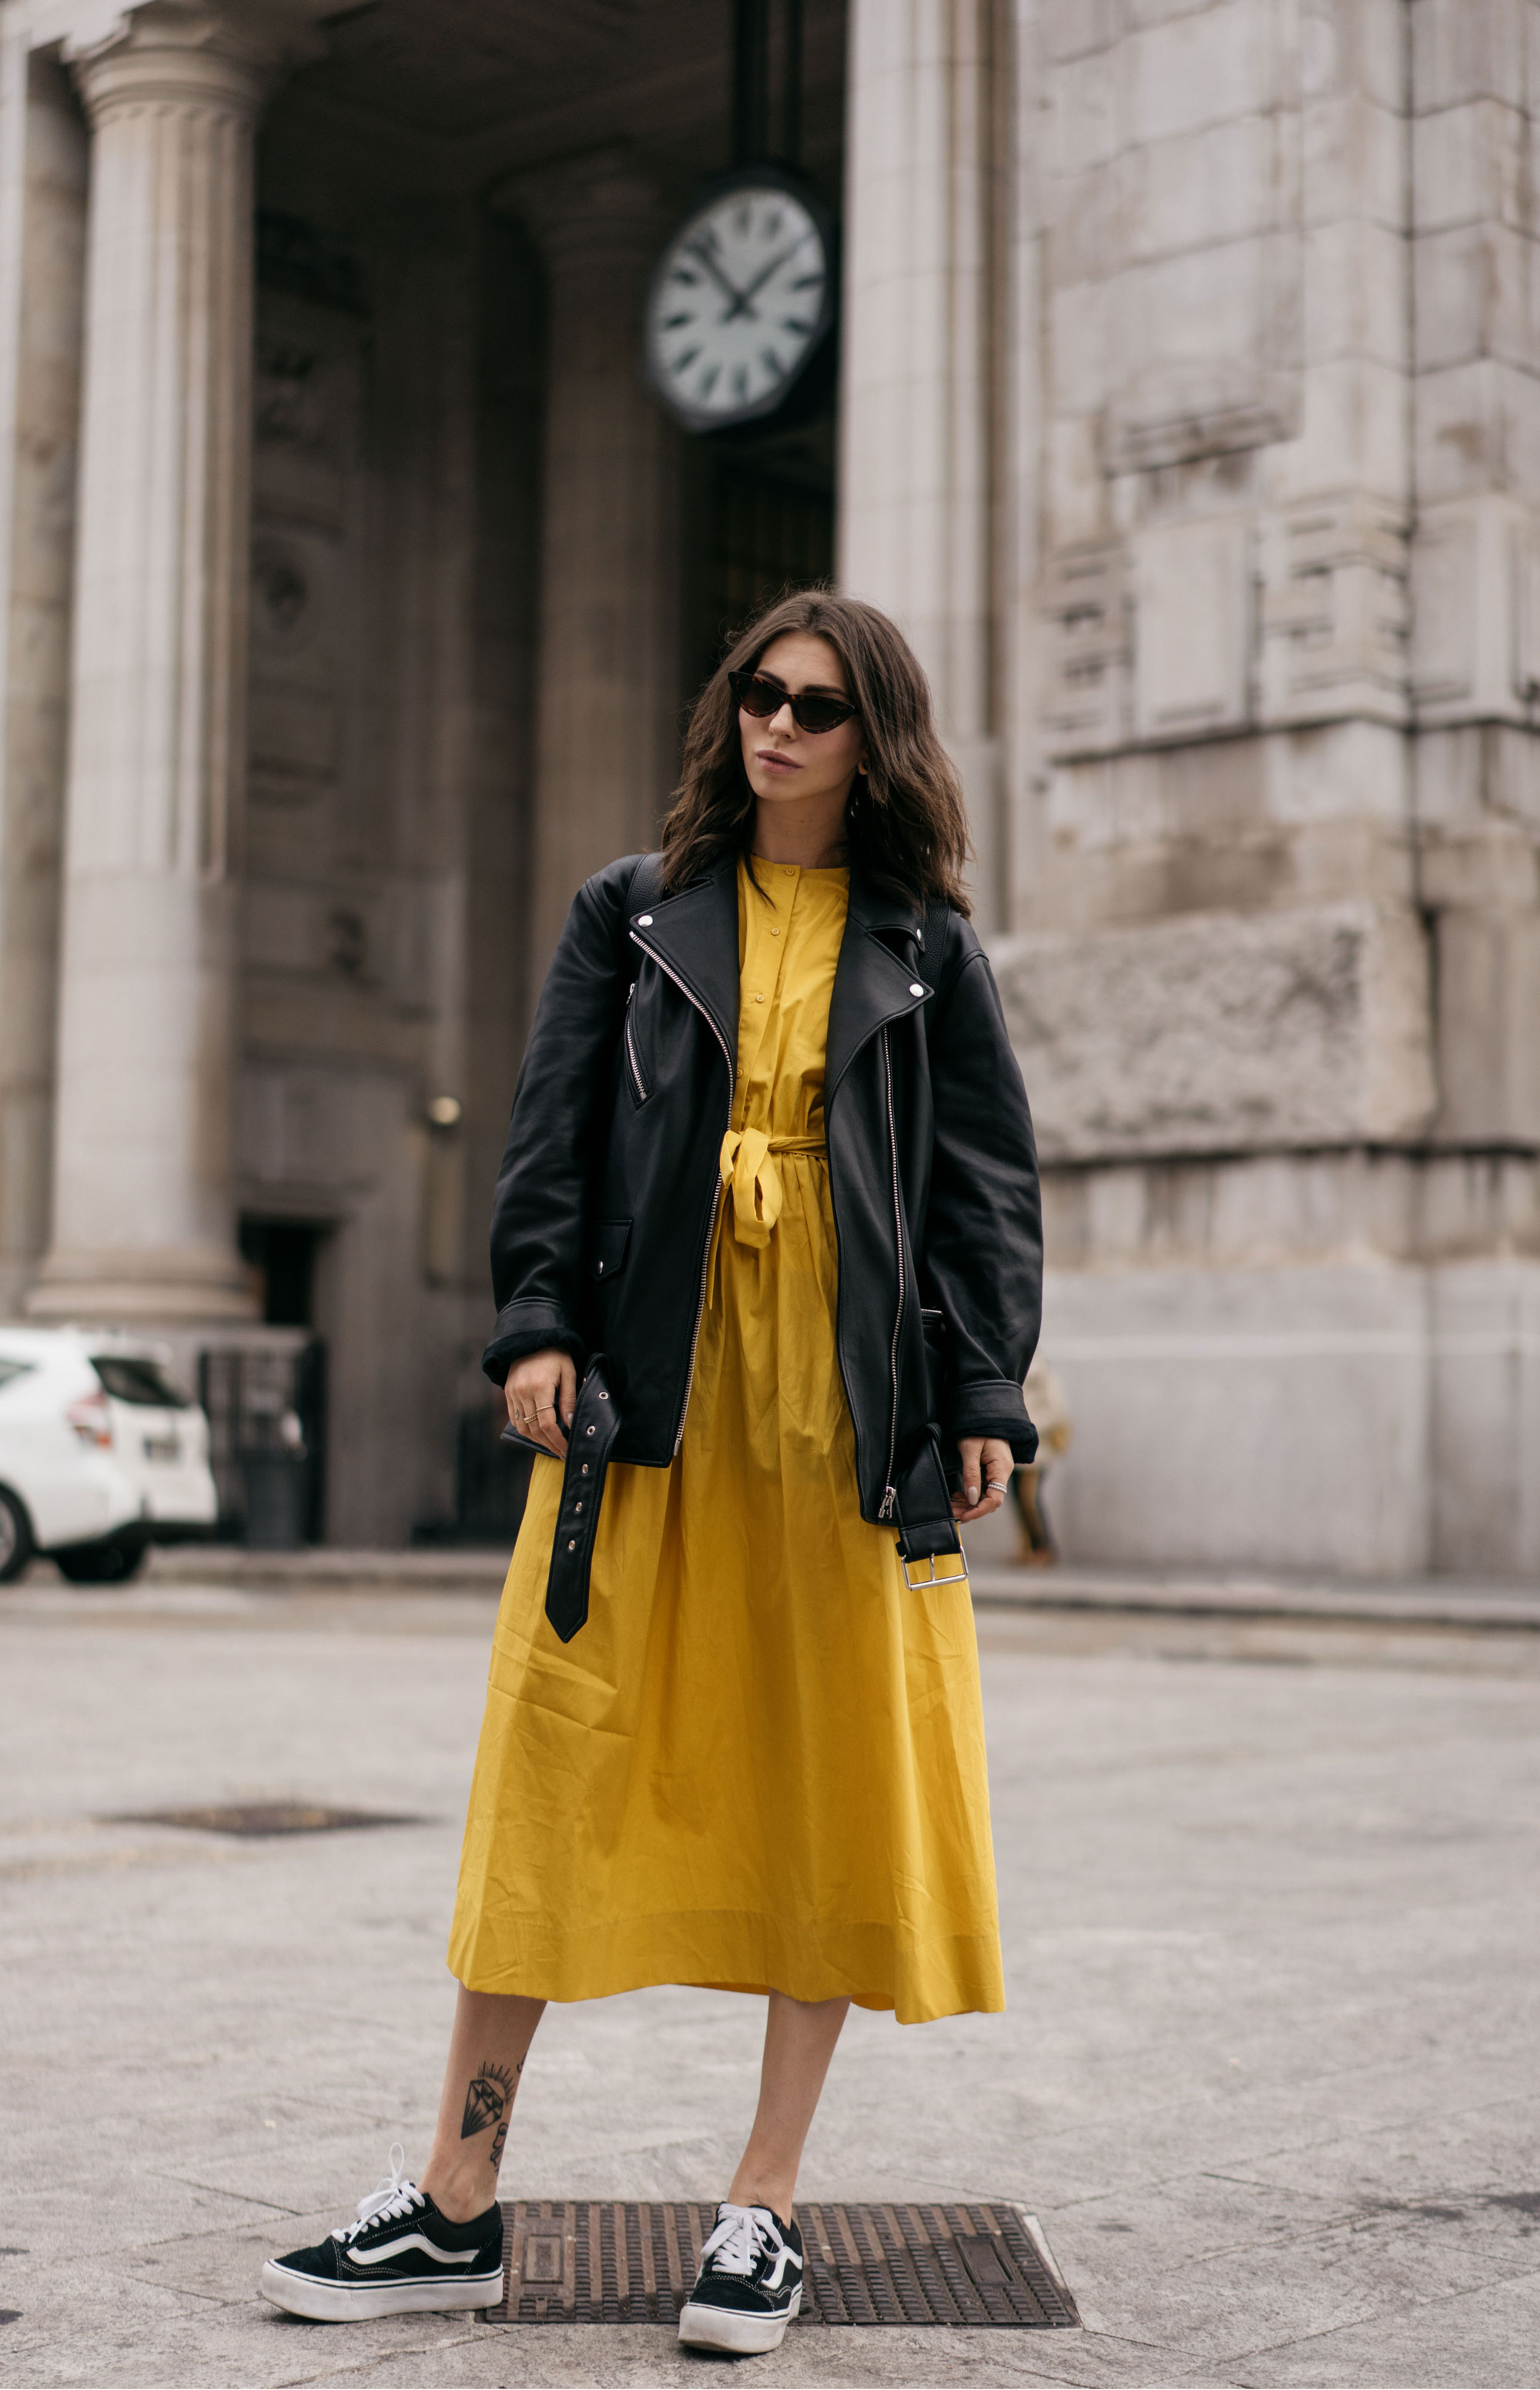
985, 1478, 1009, 1493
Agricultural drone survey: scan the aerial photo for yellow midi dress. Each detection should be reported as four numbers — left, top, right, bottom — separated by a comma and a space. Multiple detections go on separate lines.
448, 856, 1005, 2025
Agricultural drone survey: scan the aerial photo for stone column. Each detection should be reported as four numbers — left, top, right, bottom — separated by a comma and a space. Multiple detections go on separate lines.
514, 155, 681, 988
837, 0, 1001, 923
28, 1, 316, 1326
0, 50, 89, 1319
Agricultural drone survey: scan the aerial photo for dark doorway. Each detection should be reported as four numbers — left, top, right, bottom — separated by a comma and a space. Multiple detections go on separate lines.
452, 1405, 534, 1547
239, 1216, 326, 1327
216, 1217, 331, 1544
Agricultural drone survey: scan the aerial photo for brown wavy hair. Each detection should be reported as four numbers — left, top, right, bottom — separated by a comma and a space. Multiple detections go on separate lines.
660, 588, 973, 914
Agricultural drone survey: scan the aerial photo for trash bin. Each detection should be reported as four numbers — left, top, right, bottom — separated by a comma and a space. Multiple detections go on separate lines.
239, 1450, 309, 1549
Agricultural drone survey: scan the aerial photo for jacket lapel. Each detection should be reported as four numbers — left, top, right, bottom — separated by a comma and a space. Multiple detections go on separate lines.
631, 850, 929, 1097
825, 863, 929, 1105
628, 857, 740, 1062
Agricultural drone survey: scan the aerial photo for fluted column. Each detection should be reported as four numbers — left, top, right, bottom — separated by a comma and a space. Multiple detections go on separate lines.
517, 156, 681, 988
837, 0, 1002, 923
29, 2, 315, 1326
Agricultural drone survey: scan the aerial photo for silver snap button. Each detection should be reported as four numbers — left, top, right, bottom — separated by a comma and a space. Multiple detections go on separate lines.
909, 981, 924, 997
638, 913, 653, 926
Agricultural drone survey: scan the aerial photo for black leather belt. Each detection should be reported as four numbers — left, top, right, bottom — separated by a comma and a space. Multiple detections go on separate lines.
542, 1359, 621, 1641
500, 1356, 622, 1642
504, 1359, 963, 1635
889, 1432, 969, 1591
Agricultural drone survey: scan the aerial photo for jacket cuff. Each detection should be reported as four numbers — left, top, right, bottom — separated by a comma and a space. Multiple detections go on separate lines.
942, 1376, 1040, 1464
481, 1299, 588, 1388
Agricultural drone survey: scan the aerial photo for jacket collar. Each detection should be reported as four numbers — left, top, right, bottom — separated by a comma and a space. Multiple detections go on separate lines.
627, 850, 931, 1094
827, 862, 930, 1105
844, 861, 924, 944
626, 857, 740, 1064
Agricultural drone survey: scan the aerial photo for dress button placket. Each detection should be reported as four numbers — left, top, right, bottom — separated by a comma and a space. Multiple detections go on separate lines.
737, 873, 785, 1099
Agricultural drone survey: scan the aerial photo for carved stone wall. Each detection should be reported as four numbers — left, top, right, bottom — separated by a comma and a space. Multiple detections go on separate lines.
995, 900, 1436, 1161
230, 207, 540, 1543
990, 0, 1540, 1576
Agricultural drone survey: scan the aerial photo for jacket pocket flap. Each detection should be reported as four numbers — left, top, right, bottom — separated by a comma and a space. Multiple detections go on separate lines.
590, 1218, 631, 1282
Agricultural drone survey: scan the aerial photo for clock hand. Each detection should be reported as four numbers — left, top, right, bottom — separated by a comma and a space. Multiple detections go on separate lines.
686, 240, 752, 317
731, 236, 814, 315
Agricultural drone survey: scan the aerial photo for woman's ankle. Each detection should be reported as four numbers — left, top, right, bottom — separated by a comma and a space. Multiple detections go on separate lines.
420, 2157, 498, 2224
727, 2170, 795, 2222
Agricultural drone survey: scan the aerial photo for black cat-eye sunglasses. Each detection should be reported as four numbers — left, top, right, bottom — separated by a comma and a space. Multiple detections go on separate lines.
729, 669, 859, 736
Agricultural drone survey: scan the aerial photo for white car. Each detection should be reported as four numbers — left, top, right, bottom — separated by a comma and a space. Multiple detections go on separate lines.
0, 1326, 219, 1583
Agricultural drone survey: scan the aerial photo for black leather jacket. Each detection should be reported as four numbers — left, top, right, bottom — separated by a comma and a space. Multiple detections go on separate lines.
483, 850, 1043, 1556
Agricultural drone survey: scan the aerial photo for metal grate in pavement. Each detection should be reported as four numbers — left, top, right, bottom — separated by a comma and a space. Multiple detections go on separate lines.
486, 2200, 1079, 2329
109, 1802, 422, 1838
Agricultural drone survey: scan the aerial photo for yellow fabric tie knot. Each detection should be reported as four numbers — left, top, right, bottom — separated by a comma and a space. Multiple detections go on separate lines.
718, 1128, 826, 1247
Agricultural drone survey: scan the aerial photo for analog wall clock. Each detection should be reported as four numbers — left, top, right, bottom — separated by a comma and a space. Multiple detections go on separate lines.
645, 167, 836, 433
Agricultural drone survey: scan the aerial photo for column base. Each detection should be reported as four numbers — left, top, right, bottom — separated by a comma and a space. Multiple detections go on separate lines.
25, 1245, 258, 1328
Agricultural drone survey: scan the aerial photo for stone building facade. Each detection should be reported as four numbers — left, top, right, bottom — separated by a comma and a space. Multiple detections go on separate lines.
999, 0, 1540, 1577
0, 0, 1535, 1573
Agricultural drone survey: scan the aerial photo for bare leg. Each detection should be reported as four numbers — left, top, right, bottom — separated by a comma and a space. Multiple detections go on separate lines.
419, 1986, 545, 2223
727, 1991, 850, 2221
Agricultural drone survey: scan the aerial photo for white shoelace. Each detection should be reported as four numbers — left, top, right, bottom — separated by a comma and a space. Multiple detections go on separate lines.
700, 2202, 776, 2278
331, 2143, 424, 2243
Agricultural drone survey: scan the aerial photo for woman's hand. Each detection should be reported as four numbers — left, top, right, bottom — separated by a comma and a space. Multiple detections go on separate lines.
953, 1437, 1013, 1524
504, 1349, 578, 1460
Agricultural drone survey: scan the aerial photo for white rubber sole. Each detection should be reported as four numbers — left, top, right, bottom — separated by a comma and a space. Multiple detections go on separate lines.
259, 2257, 503, 2322
676, 2283, 801, 2353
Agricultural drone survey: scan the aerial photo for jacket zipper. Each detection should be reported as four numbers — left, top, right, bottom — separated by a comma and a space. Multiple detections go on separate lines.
629, 930, 733, 1451
877, 1024, 904, 1520
623, 989, 648, 1103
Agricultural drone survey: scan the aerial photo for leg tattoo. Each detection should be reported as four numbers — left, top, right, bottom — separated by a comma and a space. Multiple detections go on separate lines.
490, 2120, 508, 2173
460, 2056, 521, 2140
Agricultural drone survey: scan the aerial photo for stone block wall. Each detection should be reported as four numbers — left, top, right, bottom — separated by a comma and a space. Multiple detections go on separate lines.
230, 188, 541, 1544
1006, 0, 1540, 1575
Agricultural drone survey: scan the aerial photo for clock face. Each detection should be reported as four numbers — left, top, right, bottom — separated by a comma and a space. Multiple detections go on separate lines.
645, 176, 835, 432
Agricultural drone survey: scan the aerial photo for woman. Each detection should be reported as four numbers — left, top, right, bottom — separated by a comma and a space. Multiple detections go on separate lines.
259, 591, 1042, 2354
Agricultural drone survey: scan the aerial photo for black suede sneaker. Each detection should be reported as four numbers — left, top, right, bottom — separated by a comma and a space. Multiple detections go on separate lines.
259, 2146, 504, 2322
677, 2201, 804, 2353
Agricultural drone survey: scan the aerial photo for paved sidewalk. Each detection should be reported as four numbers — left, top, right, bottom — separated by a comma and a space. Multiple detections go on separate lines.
139, 1542, 1540, 1631
2, 1580, 1538, 2388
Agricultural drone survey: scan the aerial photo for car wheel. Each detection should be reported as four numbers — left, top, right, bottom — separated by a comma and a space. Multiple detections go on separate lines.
52, 1531, 149, 1585
0, 1487, 34, 1582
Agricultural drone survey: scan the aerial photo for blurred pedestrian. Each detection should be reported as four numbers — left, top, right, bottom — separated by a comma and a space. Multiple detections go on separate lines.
260, 592, 1043, 2352
1011, 1356, 1073, 1565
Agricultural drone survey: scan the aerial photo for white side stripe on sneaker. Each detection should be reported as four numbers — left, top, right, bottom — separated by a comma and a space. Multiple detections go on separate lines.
346, 2234, 480, 2269
763, 2244, 800, 2291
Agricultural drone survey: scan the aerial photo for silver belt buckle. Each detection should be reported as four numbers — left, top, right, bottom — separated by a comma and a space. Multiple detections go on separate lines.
900, 1547, 969, 1593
